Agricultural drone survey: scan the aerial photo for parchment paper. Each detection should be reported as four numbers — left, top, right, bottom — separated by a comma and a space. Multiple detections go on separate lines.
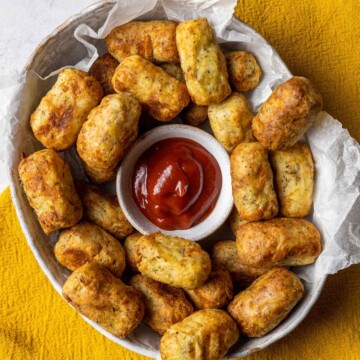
0, 0, 359, 286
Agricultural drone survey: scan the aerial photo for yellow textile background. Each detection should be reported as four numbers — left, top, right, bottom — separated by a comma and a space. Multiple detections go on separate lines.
1, 0, 359, 359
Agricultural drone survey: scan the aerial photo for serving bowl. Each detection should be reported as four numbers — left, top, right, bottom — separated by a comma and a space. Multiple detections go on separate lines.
7, 1, 327, 358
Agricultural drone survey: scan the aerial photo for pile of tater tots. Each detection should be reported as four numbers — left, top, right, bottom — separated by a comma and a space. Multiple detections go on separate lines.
18, 17, 323, 360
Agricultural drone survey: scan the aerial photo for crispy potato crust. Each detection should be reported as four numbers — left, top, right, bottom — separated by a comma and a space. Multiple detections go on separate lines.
269, 142, 314, 217
55, 222, 126, 277
112, 55, 190, 121
81, 163, 117, 184
18, 149, 82, 235
159, 62, 208, 126
184, 266, 233, 309
105, 20, 179, 63
76, 180, 133, 240
252, 76, 323, 150
181, 102, 208, 126
236, 218, 321, 268
231, 142, 278, 221
229, 207, 248, 236
89, 53, 119, 95
124, 231, 143, 273
160, 309, 240, 360
176, 18, 231, 105
159, 62, 185, 82
77, 93, 140, 183
62, 263, 144, 338
227, 268, 304, 337
130, 274, 193, 334
225, 51, 261, 92
208, 92, 255, 152
30, 69, 103, 151
134, 233, 211, 289
211, 240, 270, 287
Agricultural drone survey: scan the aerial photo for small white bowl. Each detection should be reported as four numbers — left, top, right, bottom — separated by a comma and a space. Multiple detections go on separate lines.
116, 124, 233, 241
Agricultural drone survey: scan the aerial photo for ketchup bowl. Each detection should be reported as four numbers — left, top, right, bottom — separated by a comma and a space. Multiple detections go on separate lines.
116, 124, 233, 241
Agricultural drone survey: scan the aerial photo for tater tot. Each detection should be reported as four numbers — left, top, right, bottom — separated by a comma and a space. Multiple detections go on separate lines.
30, 69, 103, 151
208, 92, 255, 152
55, 222, 126, 277
231, 142, 278, 221
18, 149, 82, 235
252, 76, 323, 150
159, 62, 208, 126
81, 164, 117, 184
269, 142, 314, 217
211, 240, 270, 287
77, 93, 140, 183
236, 218, 321, 268
225, 51, 261, 92
62, 263, 144, 338
130, 274, 193, 335
124, 231, 143, 273
76, 180, 133, 240
176, 18, 231, 105
227, 268, 304, 337
135, 233, 211, 289
159, 62, 185, 82
160, 309, 240, 360
112, 55, 190, 121
229, 207, 248, 236
181, 102, 208, 126
105, 20, 179, 63
184, 266, 233, 309
89, 53, 119, 95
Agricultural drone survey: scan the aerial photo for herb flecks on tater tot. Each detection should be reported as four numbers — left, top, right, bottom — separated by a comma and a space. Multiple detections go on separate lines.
55, 222, 126, 277
18, 149, 83, 235
252, 76, 323, 150
135, 233, 211, 289
236, 218, 321, 268
30, 69, 103, 151
76, 180, 133, 240
176, 18, 231, 105
160, 309, 240, 360
184, 266, 233, 310
228, 268, 304, 337
106, 20, 179, 63
62, 263, 144, 338
231, 142, 278, 221
89, 53, 119, 95
212, 240, 272, 288
226, 51, 262, 92
208, 92, 255, 153
112, 55, 190, 121
269, 142, 314, 217
77, 93, 140, 183
130, 274, 193, 335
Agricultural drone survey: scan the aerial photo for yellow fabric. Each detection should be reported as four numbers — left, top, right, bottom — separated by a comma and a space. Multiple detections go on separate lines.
1, 0, 359, 359
1, 189, 360, 360
235, 0, 360, 139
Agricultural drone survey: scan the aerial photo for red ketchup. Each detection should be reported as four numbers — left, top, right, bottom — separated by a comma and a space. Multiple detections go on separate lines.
132, 137, 222, 230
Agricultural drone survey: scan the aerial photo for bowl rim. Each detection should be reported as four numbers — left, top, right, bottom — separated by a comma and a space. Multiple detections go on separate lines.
116, 123, 233, 241
8, 1, 327, 359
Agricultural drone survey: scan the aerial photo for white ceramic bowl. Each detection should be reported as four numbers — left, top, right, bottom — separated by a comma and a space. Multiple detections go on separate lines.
116, 124, 233, 241
7, 1, 327, 359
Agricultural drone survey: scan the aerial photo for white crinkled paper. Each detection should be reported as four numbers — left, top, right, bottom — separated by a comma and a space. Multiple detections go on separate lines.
0, 0, 359, 357
73, 0, 287, 110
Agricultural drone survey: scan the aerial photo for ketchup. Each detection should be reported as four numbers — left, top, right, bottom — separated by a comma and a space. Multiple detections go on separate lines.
132, 137, 222, 230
